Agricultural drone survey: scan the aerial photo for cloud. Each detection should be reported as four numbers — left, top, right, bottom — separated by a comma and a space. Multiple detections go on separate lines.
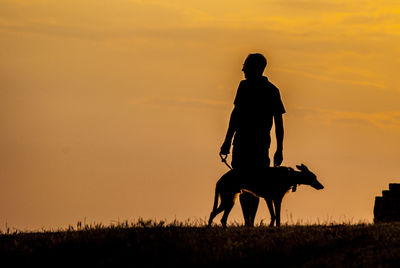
1, 0, 399, 45
0, 0, 190, 40
268, 0, 351, 13
295, 106, 400, 130
276, 67, 387, 90
133, 95, 229, 110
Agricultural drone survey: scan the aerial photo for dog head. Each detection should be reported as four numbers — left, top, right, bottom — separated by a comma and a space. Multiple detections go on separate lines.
296, 164, 324, 190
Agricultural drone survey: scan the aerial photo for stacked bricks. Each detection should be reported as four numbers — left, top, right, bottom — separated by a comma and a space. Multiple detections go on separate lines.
374, 183, 400, 223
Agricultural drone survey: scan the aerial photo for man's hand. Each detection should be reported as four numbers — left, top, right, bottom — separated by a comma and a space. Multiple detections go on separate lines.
273, 150, 283, 167
220, 140, 231, 155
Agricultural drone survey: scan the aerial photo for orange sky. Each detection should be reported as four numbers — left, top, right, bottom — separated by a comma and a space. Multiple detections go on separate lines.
1, 0, 400, 230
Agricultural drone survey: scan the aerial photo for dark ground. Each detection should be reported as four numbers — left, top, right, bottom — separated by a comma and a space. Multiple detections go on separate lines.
2, 220, 400, 267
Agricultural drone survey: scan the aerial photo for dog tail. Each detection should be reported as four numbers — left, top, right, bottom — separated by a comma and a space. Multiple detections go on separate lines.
212, 182, 220, 211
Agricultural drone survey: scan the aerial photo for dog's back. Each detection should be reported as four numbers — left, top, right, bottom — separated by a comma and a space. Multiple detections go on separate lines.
227, 166, 295, 198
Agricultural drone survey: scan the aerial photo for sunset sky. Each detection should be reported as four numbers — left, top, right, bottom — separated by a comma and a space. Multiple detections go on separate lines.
1, 0, 400, 230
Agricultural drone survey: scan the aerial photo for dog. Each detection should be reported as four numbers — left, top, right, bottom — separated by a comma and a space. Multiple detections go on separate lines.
208, 164, 324, 227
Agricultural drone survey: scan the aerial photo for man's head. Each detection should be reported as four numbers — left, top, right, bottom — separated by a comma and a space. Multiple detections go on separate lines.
242, 53, 267, 79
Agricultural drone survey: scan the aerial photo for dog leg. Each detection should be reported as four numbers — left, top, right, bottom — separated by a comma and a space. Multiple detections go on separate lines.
220, 202, 234, 228
208, 206, 224, 227
265, 199, 276, 227
274, 198, 282, 227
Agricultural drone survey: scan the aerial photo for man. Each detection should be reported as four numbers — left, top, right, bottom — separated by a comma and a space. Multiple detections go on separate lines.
220, 53, 286, 226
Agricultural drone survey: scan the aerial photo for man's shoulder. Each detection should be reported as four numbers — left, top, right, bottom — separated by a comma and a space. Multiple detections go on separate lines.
237, 77, 281, 96
239, 79, 247, 86
263, 76, 279, 90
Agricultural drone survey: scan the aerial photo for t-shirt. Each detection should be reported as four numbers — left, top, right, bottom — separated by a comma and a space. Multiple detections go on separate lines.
232, 76, 285, 150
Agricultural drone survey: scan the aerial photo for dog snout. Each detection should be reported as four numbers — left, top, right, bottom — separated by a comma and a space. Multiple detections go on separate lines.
313, 181, 324, 190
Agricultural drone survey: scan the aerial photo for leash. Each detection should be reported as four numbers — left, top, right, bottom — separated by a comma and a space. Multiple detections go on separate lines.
219, 152, 233, 170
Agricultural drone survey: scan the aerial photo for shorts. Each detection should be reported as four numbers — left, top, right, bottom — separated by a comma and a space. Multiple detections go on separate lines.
231, 144, 270, 169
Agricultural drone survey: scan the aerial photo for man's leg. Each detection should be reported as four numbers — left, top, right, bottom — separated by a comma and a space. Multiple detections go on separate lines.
239, 192, 259, 226
232, 145, 269, 227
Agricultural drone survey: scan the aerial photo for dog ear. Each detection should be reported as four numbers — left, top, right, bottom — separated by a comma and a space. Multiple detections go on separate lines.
297, 164, 309, 172
292, 184, 297, 192
301, 164, 308, 170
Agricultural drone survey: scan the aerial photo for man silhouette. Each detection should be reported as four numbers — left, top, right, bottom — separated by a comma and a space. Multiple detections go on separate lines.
220, 53, 285, 226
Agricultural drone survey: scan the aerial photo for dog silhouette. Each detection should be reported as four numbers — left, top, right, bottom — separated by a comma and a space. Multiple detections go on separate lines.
208, 164, 324, 227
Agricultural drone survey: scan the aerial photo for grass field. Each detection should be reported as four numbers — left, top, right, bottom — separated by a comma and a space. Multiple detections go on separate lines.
1, 219, 400, 267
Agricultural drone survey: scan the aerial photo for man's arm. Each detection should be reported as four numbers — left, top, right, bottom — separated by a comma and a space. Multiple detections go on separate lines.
273, 113, 284, 166
220, 107, 239, 155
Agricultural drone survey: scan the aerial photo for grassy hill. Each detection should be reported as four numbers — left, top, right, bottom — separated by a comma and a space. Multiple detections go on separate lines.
2, 220, 400, 267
